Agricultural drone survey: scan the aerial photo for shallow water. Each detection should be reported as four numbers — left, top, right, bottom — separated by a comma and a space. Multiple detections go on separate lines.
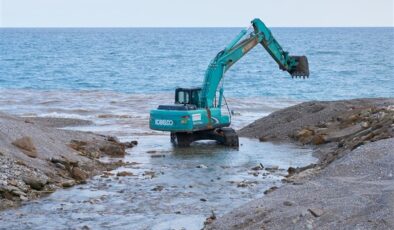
0, 136, 315, 230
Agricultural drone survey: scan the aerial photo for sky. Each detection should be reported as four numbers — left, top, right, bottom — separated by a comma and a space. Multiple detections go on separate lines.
0, 0, 393, 27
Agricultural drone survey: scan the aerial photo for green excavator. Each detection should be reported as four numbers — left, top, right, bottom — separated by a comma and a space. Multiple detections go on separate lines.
150, 18, 309, 147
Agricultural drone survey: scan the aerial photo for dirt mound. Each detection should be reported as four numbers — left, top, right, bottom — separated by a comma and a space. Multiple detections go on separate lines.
239, 98, 393, 142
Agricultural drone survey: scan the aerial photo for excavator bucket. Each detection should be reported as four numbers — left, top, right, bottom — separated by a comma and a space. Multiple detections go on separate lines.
289, 56, 309, 78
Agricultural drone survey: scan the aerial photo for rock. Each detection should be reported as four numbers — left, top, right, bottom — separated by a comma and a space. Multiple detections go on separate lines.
151, 185, 164, 191
283, 201, 293, 206
312, 134, 326, 145
236, 180, 257, 188
295, 128, 314, 144
251, 164, 264, 171
143, 171, 156, 178
204, 211, 217, 225
308, 208, 324, 217
12, 136, 37, 158
150, 154, 165, 158
106, 136, 119, 142
61, 180, 76, 188
259, 136, 268, 142
55, 163, 66, 170
116, 171, 134, 177
197, 164, 208, 169
69, 140, 88, 152
266, 165, 279, 172
361, 121, 369, 128
325, 124, 364, 142
123, 140, 138, 148
347, 114, 360, 123
264, 186, 278, 195
71, 167, 88, 181
99, 143, 125, 157
8, 179, 17, 186
22, 176, 47, 191
287, 167, 297, 175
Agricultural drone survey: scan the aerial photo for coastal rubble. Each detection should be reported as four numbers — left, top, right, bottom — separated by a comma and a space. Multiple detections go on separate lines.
206, 98, 394, 229
0, 112, 137, 210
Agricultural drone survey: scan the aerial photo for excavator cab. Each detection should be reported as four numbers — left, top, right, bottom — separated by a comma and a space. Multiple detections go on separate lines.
175, 87, 201, 108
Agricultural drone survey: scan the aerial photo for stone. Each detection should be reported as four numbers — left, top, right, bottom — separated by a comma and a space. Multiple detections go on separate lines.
196, 164, 208, 169
61, 180, 76, 188
251, 164, 264, 171
71, 167, 88, 181
12, 136, 37, 158
151, 185, 164, 191
287, 167, 297, 175
295, 129, 314, 144
106, 136, 119, 142
123, 140, 138, 148
100, 143, 126, 157
264, 186, 278, 195
312, 134, 326, 145
150, 154, 165, 158
266, 165, 279, 172
283, 201, 293, 206
22, 176, 47, 191
143, 171, 156, 178
308, 208, 324, 217
361, 121, 369, 128
116, 171, 134, 177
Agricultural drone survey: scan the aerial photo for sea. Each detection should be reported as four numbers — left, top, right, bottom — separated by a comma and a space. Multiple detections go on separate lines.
0, 27, 393, 229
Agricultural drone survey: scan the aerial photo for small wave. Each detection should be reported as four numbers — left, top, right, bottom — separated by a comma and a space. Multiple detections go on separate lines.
97, 114, 134, 119
39, 112, 90, 120
312, 50, 341, 55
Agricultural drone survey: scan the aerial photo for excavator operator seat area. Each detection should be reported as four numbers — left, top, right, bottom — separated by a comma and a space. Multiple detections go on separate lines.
175, 87, 201, 107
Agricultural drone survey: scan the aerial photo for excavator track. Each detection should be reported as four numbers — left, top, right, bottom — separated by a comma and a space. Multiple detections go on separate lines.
170, 128, 239, 148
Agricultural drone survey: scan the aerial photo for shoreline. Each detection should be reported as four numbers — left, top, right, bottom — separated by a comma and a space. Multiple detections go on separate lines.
0, 112, 136, 211
205, 98, 394, 229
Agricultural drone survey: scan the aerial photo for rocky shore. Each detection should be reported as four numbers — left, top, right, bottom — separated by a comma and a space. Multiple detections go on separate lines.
0, 112, 136, 210
205, 98, 394, 229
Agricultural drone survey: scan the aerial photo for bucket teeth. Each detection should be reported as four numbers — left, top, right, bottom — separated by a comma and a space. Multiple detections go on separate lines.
289, 56, 309, 78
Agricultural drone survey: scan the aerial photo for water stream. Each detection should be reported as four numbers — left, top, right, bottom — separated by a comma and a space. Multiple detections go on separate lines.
0, 133, 315, 230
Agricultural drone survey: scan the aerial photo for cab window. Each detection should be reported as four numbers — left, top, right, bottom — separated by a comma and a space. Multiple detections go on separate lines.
177, 91, 189, 104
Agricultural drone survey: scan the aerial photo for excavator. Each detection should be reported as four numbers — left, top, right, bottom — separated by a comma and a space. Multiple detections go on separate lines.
149, 18, 309, 147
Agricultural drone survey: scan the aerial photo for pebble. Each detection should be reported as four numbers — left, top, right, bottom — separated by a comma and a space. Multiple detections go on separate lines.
196, 164, 208, 169
116, 171, 134, 177
308, 208, 324, 217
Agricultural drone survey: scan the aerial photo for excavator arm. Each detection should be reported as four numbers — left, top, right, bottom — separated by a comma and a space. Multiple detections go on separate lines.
201, 18, 309, 108
150, 18, 309, 147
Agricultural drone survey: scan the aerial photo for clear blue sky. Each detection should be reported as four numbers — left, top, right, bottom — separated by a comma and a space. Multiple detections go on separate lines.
1, 0, 393, 27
